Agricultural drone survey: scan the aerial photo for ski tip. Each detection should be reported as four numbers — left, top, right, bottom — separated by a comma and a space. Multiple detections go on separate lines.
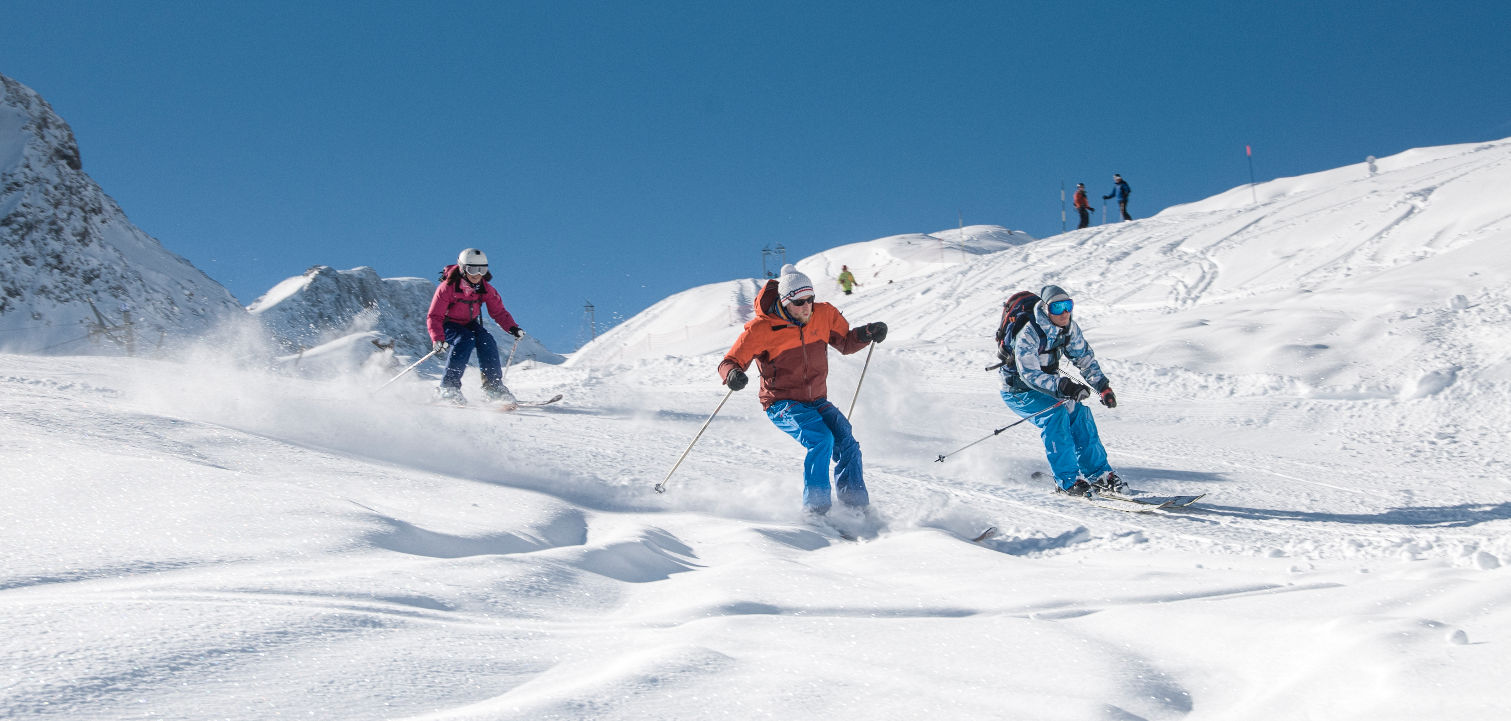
515, 393, 564, 407
970, 526, 999, 543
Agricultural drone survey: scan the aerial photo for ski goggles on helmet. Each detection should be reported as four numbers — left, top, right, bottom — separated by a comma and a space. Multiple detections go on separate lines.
1047, 299, 1074, 315
462, 264, 488, 276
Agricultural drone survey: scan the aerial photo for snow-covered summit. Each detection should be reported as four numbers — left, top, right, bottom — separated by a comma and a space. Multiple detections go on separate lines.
794, 224, 1034, 288
0, 74, 245, 354
568, 224, 1030, 366
248, 265, 437, 356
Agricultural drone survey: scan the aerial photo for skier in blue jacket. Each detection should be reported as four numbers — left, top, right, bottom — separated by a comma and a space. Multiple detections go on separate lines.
999, 284, 1125, 496
1103, 173, 1132, 221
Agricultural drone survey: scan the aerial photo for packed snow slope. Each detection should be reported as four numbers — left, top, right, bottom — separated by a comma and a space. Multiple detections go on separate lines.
4, 139, 1511, 720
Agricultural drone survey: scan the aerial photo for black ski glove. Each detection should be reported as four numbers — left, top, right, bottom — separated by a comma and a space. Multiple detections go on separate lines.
1057, 377, 1091, 401
857, 322, 888, 343
1103, 194, 1113, 200
508, 326, 525, 339
725, 367, 748, 391
1099, 387, 1117, 408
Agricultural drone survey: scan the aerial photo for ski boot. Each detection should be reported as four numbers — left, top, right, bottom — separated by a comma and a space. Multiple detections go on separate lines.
482, 384, 518, 409
1055, 479, 1093, 498
1091, 471, 1128, 494
434, 386, 467, 407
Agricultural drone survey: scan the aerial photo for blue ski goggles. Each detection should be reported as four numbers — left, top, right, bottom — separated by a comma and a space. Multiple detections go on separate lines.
1047, 299, 1074, 315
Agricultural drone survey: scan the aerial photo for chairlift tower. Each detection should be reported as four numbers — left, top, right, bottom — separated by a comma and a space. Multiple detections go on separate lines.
582, 300, 597, 345
761, 244, 790, 278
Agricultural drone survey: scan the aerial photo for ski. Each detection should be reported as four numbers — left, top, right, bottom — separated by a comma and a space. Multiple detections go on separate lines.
1097, 491, 1205, 508
1072, 493, 1167, 513
805, 513, 880, 542
515, 393, 564, 407
970, 526, 999, 542
432, 393, 562, 413
1030, 472, 1204, 509
806, 519, 859, 542
433, 400, 520, 412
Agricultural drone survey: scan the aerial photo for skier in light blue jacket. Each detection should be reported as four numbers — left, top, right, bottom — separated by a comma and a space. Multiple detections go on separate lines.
999, 284, 1125, 496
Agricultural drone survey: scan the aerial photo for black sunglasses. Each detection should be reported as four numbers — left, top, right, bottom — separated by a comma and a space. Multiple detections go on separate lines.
787, 297, 813, 307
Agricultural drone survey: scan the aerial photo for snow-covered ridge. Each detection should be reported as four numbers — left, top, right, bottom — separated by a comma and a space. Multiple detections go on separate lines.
248, 265, 436, 356
0, 73, 245, 353
248, 264, 565, 368
795, 224, 1035, 287
569, 224, 1031, 366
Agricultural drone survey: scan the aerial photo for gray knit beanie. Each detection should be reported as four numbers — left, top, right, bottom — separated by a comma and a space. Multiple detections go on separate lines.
1039, 284, 1071, 305
777, 264, 815, 305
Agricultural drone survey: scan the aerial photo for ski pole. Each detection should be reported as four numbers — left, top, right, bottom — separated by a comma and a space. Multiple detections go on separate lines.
847, 343, 876, 419
655, 387, 736, 494
500, 333, 522, 384
934, 400, 1066, 463
374, 348, 440, 394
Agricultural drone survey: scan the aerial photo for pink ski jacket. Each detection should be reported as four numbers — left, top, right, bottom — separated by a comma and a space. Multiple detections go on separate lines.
426, 265, 519, 342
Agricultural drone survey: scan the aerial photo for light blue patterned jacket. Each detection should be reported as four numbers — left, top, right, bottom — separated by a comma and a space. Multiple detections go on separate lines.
1000, 301, 1109, 396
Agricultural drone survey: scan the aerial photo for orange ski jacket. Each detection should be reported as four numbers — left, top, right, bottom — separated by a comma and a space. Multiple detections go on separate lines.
718, 279, 871, 409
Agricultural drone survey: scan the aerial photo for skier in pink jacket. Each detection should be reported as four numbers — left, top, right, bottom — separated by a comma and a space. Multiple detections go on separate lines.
427, 248, 524, 406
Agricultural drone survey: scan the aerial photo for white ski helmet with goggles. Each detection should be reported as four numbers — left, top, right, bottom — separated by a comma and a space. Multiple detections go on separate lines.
458, 248, 489, 276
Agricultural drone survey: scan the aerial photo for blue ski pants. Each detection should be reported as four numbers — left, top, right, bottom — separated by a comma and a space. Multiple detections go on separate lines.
1000, 390, 1111, 490
765, 398, 868, 513
441, 320, 503, 390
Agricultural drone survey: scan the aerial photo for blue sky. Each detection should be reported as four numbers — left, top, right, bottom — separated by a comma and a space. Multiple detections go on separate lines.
4, 1, 1508, 352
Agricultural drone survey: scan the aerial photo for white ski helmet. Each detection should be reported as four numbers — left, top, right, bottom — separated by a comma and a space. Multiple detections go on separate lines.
458, 248, 488, 273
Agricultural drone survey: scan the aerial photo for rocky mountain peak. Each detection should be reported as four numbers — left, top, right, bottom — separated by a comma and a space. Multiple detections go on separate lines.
0, 73, 245, 353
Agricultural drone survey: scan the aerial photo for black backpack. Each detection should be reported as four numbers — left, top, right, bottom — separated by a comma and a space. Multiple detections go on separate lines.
988, 290, 1042, 370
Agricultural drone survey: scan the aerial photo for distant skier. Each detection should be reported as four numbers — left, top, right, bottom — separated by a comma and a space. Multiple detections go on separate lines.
1103, 173, 1132, 221
719, 264, 888, 515
998, 284, 1124, 496
837, 265, 860, 295
1073, 183, 1093, 229
426, 248, 525, 406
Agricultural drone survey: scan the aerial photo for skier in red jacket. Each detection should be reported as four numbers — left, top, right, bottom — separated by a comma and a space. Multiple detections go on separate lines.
426, 248, 524, 406
1073, 183, 1093, 229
